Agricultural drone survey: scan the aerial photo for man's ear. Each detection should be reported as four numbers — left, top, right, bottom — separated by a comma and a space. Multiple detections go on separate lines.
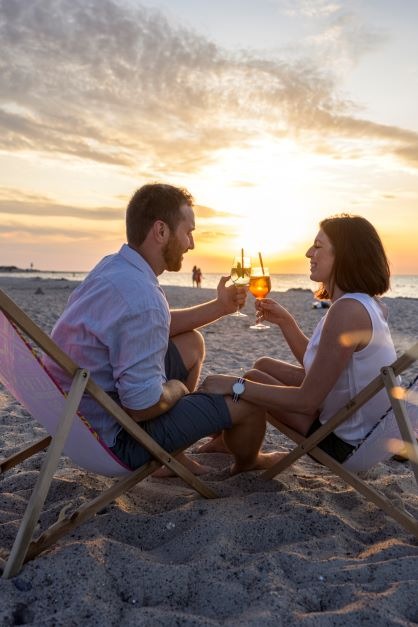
154, 220, 167, 242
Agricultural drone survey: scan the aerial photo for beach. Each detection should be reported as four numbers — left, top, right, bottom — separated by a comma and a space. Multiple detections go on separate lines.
1, 276, 417, 626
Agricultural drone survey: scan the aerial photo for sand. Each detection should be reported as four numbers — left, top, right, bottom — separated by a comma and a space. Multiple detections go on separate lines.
0, 276, 417, 626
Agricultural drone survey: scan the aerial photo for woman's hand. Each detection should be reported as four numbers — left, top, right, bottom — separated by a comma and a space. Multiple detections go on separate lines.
198, 374, 236, 396
256, 298, 292, 327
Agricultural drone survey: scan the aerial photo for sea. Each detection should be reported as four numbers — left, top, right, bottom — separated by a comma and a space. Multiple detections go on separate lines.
1, 270, 418, 299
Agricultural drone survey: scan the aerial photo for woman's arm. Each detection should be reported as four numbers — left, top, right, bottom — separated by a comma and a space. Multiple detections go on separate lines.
200, 298, 372, 415
256, 298, 309, 364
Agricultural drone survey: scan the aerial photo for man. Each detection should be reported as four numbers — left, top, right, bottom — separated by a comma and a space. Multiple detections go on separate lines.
45, 183, 279, 475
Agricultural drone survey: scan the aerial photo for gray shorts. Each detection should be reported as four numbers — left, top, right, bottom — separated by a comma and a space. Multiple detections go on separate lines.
111, 340, 232, 469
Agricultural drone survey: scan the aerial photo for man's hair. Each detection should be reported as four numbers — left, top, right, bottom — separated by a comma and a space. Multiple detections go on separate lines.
316, 214, 390, 299
126, 183, 194, 247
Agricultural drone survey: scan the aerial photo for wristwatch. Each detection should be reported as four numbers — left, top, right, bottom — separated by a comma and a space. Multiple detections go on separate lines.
232, 377, 246, 403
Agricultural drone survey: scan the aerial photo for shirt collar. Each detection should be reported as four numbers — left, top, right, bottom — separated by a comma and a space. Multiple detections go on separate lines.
118, 243, 159, 285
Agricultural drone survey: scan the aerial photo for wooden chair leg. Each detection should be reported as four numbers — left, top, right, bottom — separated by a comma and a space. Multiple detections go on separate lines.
261, 417, 339, 480
2, 369, 89, 579
265, 417, 418, 539
25, 459, 160, 563
311, 443, 418, 538
23, 444, 208, 565
382, 366, 418, 485
1, 436, 52, 474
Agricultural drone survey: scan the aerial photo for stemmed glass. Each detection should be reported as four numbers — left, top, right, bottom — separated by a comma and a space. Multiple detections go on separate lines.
249, 266, 271, 329
230, 254, 252, 317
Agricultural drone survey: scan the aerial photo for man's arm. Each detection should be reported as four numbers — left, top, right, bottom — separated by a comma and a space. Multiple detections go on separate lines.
123, 379, 188, 422
170, 276, 246, 335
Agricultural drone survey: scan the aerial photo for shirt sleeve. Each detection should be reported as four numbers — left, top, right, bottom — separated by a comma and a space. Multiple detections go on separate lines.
106, 304, 169, 411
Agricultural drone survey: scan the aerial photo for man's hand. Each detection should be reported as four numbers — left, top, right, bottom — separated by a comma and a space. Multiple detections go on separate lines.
124, 379, 188, 423
216, 276, 248, 315
161, 379, 189, 409
169, 276, 248, 334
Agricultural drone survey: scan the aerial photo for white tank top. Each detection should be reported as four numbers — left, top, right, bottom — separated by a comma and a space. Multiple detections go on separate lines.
303, 293, 397, 445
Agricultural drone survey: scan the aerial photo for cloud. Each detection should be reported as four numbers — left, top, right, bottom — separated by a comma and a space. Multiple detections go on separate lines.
0, 188, 235, 245
0, 0, 417, 175
0, 221, 103, 240
308, 11, 388, 69
280, 1, 386, 68
0, 108, 135, 166
230, 180, 258, 188
0, 188, 124, 220
196, 230, 234, 245
394, 144, 418, 168
282, 0, 341, 18
194, 204, 234, 218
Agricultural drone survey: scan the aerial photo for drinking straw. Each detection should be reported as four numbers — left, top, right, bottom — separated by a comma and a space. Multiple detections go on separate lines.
258, 251, 265, 274
241, 248, 244, 276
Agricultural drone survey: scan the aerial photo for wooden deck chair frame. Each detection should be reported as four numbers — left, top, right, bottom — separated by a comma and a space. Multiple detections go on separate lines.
0, 288, 217, 579
261, 343, 418, 538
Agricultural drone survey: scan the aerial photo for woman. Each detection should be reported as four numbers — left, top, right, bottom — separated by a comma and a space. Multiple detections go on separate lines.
199, 214, 397, 463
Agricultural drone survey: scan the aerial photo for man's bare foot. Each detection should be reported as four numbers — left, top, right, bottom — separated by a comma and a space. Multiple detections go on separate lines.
195, 434, 230, 454
152, 451, 213, 478
230, 451, 287, 475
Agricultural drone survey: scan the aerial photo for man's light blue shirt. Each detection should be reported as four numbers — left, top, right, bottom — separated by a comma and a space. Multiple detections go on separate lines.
45, 244, 170, 446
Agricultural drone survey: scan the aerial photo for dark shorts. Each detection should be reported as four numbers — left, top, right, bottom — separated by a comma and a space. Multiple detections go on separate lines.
111, 340, 232, 469
307, 418, 355, 464
164, 339, 189, 383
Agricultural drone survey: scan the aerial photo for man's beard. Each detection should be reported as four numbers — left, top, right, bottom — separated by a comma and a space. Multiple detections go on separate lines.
162, 233, 184, 271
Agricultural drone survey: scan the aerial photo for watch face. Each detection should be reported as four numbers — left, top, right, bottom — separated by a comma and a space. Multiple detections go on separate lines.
232, 381, 245, 395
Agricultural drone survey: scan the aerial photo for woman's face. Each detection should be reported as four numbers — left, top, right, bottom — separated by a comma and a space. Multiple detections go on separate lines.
305, 229, 335, 285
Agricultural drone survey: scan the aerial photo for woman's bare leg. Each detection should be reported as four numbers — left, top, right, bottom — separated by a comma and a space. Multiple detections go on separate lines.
196, 360, 306, 455
253, 357, 305, 387
245, 367, 317, 436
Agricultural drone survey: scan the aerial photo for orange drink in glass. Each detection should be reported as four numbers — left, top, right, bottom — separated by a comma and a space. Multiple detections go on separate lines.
249, 267, 271, 329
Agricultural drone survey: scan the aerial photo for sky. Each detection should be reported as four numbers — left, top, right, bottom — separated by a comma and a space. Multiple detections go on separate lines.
1, 0, 417, 274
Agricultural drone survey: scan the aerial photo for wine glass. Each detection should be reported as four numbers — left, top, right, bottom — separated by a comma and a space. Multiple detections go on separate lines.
230, 255, 251, 317
249, 266, 271, 329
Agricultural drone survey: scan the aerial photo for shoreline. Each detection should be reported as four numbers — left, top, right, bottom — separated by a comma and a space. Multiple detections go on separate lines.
2, 271, 418, 299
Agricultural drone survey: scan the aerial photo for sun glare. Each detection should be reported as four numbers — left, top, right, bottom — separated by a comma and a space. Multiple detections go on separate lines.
192, 139, 319, 262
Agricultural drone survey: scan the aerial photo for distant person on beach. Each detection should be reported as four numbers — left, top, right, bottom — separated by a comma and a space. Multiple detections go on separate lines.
195, 267, 202, 287
45, 183, 281, 476
192, 265, 198, 287
199, 214, 397, 464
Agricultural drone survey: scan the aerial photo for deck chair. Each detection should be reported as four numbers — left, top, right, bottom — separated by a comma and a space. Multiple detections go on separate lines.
262, 343, 418, 538
0, 288, 217, 579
